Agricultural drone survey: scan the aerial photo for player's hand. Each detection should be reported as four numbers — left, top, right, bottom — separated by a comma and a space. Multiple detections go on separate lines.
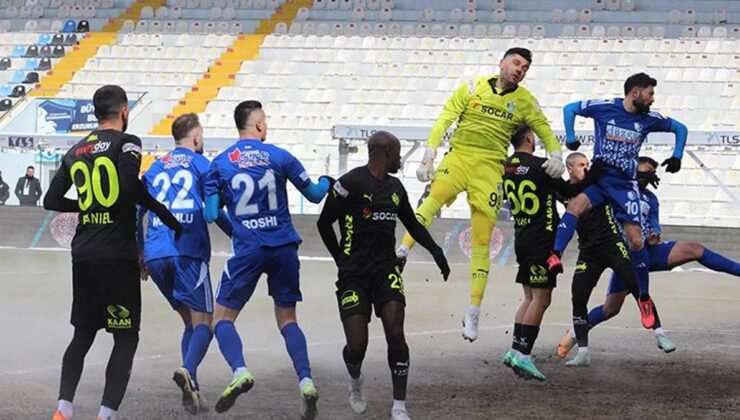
173, 221, 183, 240
661, 157, 681, 173
566, 140, 581, 151
431, 248, 450, 281
416, 147, 436, 182
638, 170, 660, 189
319, 175, 336, 187
138, 254, 148, 281
542, 151, 565, 178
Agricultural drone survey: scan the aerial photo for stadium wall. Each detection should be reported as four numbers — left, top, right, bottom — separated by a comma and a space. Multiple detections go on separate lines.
1, 206, 738, 267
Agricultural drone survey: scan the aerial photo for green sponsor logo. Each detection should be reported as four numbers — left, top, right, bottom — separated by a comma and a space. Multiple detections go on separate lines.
107, 305, 132, 329
340, 290, 360, 309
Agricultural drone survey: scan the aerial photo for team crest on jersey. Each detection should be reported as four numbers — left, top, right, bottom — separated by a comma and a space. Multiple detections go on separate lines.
228, 148, 270, 168
506, 101, 516, 112
160, 153, 192, 169
627, 191, 637, 201
391, 192, 400, 206
634, 122, 643, 132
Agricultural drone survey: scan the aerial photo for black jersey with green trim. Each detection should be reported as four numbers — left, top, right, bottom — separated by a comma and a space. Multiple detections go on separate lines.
576, 203, 624, 252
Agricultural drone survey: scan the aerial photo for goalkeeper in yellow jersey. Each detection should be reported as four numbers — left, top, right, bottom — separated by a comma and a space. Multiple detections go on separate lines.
395, 48, 565, 342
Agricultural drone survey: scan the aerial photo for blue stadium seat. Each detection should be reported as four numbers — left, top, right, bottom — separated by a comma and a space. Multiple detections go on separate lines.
10, 45, 26, 58
62, 20, 77, 33
37, 33, 52, 45
24, 58, 39, 70
0, 85, 12, 97
10, 71, 25, 84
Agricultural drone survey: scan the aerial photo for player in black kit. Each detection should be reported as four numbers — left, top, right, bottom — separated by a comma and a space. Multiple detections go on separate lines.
501, 126, 597, 382
555, 152, 642, 367
45, 85, 182, 420
317, 131, 450, 420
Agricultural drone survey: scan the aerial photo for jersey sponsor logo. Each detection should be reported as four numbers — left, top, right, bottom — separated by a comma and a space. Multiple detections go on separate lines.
106, 304, 132, 329
122, 142, 141, 154
340, 290, 360, 309
505, 165, 530, 175
240, 215, 278, 229
575, 261, 588, 273
228, 148, 271, 169
371, 211, 397, 221
160, 153, 193, 169
605, 124, 641, 144
478, 105, 514, 121
616, 241, 629, 259
343, 214, 354, 255
391, 192, 400, 206
363, 193, 373, 202
529, 264, 549, 283
333, 181, 349, 198
472, 268, 489, 280
75, 141, 110, 156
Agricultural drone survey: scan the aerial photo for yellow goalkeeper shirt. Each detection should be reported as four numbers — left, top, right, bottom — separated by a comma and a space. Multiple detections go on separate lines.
427, 76, 561, 160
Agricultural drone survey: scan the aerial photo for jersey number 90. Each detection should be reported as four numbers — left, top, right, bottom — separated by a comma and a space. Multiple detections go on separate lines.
70, 156, 119, 211
504, 179, 539, 216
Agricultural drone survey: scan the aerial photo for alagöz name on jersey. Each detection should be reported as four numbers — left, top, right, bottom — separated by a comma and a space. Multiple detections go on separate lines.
479, 105, 513, 121
241, 215, 278, 229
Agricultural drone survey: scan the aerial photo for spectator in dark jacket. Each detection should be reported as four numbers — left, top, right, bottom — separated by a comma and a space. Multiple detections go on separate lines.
0, 170, 9, 204
15, 166, 42, 206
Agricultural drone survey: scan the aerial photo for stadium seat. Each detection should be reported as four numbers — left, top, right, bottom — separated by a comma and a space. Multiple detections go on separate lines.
667, 9, 681, 24
606, 0, 619, 11
492, 8, 505, 23
683, 9, 696, 24
621, 0, 634, 11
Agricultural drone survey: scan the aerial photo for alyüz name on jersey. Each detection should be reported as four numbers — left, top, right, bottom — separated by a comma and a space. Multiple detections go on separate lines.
605, 124, 640, 143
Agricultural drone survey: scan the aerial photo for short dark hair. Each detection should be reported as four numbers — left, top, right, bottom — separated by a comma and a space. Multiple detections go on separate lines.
510, 125, 532, 149
234, 100, 263, 130
26, 165, 34, 170
638, 156, 659, 169
623, 72, 657, 96
503, 47, 532, 64
93, 85, 128, 122
171, 113, 200, 142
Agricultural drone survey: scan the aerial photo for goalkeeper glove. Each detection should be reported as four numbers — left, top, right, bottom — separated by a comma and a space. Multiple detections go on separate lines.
416, 147, 437, 182
542, 151, 565, 178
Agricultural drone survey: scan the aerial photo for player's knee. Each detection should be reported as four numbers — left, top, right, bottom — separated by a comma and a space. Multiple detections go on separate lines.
566, 194, 589, 216
602, 303, 621, 318
385, 327, 406, 351
687, 242, 705, 259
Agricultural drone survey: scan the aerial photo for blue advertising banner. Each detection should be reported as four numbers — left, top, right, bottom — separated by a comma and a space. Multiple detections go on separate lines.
37, 99, 136, 134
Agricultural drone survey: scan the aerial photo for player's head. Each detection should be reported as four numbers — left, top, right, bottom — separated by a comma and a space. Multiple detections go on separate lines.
367, 130, 402, 174
510, 125, 534, 154
499, 47, 532, 86
25, 165, 34, 177
93, 85, 129, 132
566, 152, 589, 183
234, 100, 267, 141
624, 72, 657, 113
171, 113, 204, 154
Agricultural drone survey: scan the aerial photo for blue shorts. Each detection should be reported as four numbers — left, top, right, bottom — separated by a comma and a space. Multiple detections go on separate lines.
583, 171, 642, 226
606, 241, 677, 294
216, 244, 302, 311
146, 256, 213, 313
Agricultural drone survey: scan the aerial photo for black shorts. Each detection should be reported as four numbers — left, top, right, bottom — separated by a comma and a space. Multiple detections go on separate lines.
516, 257, 557, 288
335, 263, 405, 321
574, 241, 632, 290
71, 259, 141, 333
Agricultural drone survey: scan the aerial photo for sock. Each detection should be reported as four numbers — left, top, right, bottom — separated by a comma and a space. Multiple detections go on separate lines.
654, 327, 665, 336
400, 196, 441, 249
699, 248, 740, 276
577, 346, 589, 355
184, 324, 212, 388
181, 324, 193, 365
388, 344, 410, 401
573, 315, 590, 348
299, 377, 313, 391
57, 400, 73, 417
233, 366, 247, 379
518, 325, 540, 356
281, 322, 312, 380
343, 345, 364, 379
469, 245, 490, 307
553, 212, 579, 254
629, 247, 651, 299
393, 399, 406, 412
97, 405, 117, 420
214, 320, 246, 373
511, 323, 523, 351
587, 305, 609, 327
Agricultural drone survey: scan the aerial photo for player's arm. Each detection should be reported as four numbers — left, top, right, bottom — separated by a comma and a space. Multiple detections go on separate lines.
136, 204, 147, 250
397, 191, 450, 280
658, 117, 688, 173
549, 160, 602, 199
118, 137, 182, 237
418, 81, 471, 182
316, 181, 350, 263
43, 158, 79, 212
282, 151, 331, 203
526, 97, 564, 178
214, 210, 233, 237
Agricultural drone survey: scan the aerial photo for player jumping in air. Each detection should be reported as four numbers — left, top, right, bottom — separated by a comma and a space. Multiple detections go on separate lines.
559, 156, 740, 359
396, 48, 565, 342
550, 72, 689, 330
317, 131, 450, 420
138, 113, 232, 413
203, 101, 331, 419
501, 126, 596, 381
46, 85, 182, 420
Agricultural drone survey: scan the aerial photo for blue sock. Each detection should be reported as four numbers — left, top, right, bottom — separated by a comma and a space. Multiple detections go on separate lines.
630, 247, 650, 299
587, 305, 608, 327
553, 212, 579, 254
280, 322, 311, 380
181, 324, 193, 365
214, 320, 246, 373
699, 248, 740, 276
184, 324, 213, 387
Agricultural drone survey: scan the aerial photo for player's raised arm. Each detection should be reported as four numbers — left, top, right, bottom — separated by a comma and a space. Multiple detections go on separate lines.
661, 118, 688, 173
316, 181, 349, 263
397, 192, 450, 280
417, 81, 471, 182
525, 97, 564, 178
281, 151, 332, 204
43, 158, 79, 212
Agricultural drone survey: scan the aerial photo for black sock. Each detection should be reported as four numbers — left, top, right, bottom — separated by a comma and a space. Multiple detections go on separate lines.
512, 323, 523, 351
59, 328, 97, 402
573, 315, 589, 348
388, 344, 409, 401
101, 331, 139, 410
519, 325, 540, 356
651, 301, 662, 330
342, 345, 364, 379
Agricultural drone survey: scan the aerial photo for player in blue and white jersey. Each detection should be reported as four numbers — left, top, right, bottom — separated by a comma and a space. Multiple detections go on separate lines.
562, 156, 740, 356
548, 73, 689, 330
137, 113, 232, 413
203, 100, 331, 419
